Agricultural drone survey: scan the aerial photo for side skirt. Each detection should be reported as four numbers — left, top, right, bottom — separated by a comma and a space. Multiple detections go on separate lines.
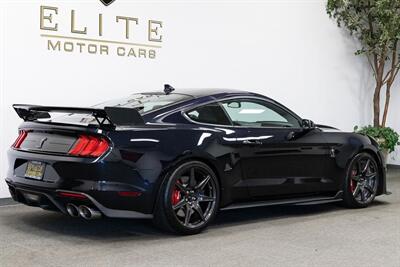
220, 191, 343, 211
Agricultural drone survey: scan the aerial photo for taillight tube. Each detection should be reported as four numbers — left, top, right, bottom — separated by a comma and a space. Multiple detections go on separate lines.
68, 135, 110, 158
12, 130, 28, 149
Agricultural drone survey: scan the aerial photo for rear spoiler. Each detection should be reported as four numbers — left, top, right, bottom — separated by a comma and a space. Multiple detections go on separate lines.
12, 104, 144, 128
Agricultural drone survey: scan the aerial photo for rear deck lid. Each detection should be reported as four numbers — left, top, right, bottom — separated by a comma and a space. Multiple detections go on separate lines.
19, 131, 77, 154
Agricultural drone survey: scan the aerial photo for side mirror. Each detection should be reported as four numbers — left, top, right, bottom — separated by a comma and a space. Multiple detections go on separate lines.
227, 101, 241, 108
301, 119, 315, 129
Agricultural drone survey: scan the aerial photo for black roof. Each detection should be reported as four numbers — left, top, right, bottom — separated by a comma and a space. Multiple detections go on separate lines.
176, 88, 250, 97
147, 88, 262, 99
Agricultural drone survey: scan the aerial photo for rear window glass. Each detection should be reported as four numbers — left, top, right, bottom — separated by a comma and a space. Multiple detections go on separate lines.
186, 103, 231, 125
47, 93, 191, 126
93, 93, 191, 113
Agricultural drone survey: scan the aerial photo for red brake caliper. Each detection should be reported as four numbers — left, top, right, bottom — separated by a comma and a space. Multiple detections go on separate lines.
171, 186, 181, 205
350, 169, 357, 192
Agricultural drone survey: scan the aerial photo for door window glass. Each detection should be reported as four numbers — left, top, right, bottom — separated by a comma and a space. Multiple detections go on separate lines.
221, 100, 300, 127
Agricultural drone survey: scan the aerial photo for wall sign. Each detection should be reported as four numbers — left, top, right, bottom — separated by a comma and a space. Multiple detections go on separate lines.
39, 5, 163, 59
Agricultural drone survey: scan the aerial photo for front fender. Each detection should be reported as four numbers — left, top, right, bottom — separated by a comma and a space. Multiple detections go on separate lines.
333, 133, 386, 195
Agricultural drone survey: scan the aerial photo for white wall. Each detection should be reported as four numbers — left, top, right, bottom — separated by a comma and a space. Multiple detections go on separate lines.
0, 0, 398, 198
386, 78, 400, 165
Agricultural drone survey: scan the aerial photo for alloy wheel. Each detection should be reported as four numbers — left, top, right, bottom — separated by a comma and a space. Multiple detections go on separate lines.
170, 166, 217, 229
349, 155, 378, 204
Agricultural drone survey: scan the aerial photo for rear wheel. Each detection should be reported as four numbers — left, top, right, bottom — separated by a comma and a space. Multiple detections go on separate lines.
153, 161, 219, 235
342, 152, 379, 208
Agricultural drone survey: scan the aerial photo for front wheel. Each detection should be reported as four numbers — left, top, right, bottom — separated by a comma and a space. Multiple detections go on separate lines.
342, 152, 379, 208
153, 161, 220, 235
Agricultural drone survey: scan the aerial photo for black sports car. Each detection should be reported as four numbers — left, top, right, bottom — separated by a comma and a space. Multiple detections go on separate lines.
5, 85, 387, 234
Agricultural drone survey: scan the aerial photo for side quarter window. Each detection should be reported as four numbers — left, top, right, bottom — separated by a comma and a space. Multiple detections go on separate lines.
221, 99, 300, 128
186, 103, 231, 125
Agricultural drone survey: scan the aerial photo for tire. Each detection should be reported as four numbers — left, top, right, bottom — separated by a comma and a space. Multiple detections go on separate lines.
153, 161, 220, 235
342, 152, 379, 208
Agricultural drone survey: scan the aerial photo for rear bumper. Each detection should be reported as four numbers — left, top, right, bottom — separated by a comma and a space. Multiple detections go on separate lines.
6, 147, 161, 215
6, 180, 153, 219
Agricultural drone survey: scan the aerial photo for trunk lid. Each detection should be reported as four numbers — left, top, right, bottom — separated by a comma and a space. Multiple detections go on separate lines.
19, 131, 77, 155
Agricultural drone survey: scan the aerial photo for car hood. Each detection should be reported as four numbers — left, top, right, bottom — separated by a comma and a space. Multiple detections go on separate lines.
316, 124, 341, 132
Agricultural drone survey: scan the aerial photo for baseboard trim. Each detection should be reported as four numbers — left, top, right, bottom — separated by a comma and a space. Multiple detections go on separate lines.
388, 164, 400, 169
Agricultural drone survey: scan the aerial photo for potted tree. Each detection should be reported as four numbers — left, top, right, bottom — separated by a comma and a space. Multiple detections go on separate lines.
354, 125, 399, 164
327, 0, 400, 164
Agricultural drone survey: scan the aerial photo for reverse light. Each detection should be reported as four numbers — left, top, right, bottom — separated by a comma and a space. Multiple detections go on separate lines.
12, 130, 28, 149
68, 135, 110, 157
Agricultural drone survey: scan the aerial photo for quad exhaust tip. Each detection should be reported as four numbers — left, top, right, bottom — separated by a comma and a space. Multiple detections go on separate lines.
66, 203, 79, 217
78, 205, 102, 220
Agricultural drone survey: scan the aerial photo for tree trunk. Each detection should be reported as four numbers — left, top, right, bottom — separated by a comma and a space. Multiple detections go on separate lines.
373, 54, 387, 127
381, 82, 391, 127
382, 44, 398, 128
373, 81, 382, 127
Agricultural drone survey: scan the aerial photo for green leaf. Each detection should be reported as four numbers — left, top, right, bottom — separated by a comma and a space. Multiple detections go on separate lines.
354, 125, 400, 152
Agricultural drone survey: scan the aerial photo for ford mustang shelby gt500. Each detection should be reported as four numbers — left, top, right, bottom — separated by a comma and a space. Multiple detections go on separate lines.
5, 85, 387, 234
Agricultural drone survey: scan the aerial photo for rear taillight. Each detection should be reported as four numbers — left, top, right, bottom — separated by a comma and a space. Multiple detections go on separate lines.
12, 130, 28, 149
68, 135, 110, 157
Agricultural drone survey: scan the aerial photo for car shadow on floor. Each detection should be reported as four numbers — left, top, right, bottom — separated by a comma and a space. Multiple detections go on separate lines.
4, 200, 390, 241
214, 199, 388, 227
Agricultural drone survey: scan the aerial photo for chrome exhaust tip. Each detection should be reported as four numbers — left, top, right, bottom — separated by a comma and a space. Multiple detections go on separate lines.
78, 205, 101, 220
66, 203, 79, 217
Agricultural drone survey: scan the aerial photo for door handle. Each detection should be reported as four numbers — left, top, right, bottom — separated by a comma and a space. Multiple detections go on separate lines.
242, 140, 262, 145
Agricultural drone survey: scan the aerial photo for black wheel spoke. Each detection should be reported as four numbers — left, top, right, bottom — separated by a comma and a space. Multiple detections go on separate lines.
189, 168, 196, 188
184, 204, 193, 226
352, 175, 361, 182
180, 176, 190, 185
353, 183, 361, 197
195, 175, 211, 190
360, 189, 366, 201
198, 194, 215, 202
193, 204, 205, 221
364, 184, 374, 194
365, 172, 377, 180
362, 159, 370, 174
173, 199, 186, 210
356, 160, 362, 174
175, 182, 187, 193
